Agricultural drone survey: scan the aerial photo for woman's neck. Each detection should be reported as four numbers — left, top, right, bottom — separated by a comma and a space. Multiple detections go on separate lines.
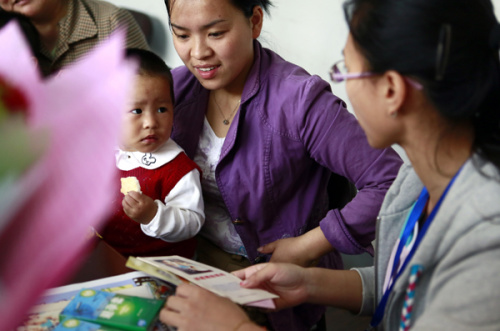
401, 109, 473, 213
31, 1, 69, 51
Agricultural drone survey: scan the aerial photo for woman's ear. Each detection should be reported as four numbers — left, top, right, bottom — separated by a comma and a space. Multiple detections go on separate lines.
250, 6, 264, 39
381, 70, 407, 118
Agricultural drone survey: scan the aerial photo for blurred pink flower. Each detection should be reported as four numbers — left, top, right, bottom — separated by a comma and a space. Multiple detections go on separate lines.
0, 22, 136, 330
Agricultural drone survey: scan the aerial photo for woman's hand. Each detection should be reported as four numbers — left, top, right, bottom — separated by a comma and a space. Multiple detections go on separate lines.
235, 263, 363, 313
258, 236, 314, 266
122, 191, 157, 224
234, 263, 310, 310
160, 283, 258, 331
257, 227, 333, 267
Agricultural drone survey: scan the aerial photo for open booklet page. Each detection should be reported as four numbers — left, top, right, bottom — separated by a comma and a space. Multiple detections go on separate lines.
17, 271, 175, 331
127, 255, 278, 308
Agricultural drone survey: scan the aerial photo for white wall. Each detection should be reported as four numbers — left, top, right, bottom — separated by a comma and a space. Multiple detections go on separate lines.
104, 0, 174, 64
260, 0, 349, 109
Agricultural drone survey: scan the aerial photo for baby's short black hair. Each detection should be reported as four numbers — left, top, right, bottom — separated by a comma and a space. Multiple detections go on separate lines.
125, 48, 175, 106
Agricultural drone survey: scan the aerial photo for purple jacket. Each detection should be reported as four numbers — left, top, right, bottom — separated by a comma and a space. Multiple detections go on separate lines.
171, 41, 402, 330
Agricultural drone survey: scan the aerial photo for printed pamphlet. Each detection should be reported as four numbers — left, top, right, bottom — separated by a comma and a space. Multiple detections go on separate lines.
126, 255, 277, 309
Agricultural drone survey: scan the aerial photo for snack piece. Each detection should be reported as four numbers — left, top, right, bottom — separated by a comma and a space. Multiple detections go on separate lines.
120, 176, 141, 195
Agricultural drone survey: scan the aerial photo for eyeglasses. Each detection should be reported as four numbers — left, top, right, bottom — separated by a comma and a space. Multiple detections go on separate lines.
329, 60, 374, 83
329, 60, 422, 90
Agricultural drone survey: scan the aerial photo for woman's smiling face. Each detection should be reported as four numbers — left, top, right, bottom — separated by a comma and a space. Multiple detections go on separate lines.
169, 0, 263, 92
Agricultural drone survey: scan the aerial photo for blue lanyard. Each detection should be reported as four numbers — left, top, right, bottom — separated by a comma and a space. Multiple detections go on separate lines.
369, 169, 461, 329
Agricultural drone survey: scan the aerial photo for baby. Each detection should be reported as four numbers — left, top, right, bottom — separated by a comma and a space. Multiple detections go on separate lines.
100, 48, 204, 258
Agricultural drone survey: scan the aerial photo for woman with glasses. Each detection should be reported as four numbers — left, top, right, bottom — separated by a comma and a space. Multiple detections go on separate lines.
161, 0, 500, 330
163, 0, 402, 329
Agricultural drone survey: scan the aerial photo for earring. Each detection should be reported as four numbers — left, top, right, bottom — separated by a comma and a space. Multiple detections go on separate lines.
389, 110, 398, 118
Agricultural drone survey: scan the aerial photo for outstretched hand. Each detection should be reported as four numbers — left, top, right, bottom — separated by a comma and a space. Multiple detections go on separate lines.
257, 236, 317, 267
122, 191, 157, 224
160, 283, 257, 331
258, 227, 333, 267
233, 263, 310, 310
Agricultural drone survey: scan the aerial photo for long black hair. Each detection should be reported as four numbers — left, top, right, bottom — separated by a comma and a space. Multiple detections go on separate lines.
343, 0, 500, 169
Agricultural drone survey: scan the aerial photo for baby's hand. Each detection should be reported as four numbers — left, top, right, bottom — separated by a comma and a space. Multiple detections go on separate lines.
122, 191, 157, 225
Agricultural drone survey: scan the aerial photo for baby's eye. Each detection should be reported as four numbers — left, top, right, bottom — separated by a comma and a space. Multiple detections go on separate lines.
158, 107, 167, 113
131, 109, 142, 114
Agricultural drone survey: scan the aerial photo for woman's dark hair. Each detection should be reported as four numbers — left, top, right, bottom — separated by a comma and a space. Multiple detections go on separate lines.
125, 48, 175, 106
164, 0, 272, 19
343, 0, 500, 169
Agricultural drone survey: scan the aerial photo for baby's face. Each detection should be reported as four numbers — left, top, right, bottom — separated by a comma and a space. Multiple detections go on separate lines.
120, 75, 174, 153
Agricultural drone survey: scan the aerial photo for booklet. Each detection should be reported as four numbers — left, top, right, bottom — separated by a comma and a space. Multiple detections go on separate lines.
126, 255, 278, 309
59, 289, 164, 331
17, 271, 175, 331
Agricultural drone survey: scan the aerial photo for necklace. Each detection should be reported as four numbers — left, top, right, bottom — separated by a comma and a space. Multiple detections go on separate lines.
213, 94, 241, 125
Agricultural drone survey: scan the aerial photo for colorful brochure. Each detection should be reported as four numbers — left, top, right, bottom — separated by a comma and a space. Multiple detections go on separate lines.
60, 289, 164, 331
17, 271, 174, 331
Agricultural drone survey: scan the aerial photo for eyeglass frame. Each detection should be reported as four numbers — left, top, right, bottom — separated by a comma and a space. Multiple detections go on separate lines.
329, 60, 423, 90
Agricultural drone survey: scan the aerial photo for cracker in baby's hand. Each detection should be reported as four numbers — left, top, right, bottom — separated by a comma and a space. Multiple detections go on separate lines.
120, 176, 141, 195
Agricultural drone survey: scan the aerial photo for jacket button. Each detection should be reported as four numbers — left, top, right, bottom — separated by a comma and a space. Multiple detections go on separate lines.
232, 218, 245, 225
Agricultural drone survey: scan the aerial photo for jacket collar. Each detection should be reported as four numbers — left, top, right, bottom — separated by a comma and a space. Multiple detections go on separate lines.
63, 0, 97, 44
49, 0, 97, 59
240, 39, 263, 105
219, 40, 262, 160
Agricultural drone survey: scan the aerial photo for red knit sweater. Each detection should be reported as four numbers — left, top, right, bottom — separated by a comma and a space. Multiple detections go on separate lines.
101, 152, 200, 258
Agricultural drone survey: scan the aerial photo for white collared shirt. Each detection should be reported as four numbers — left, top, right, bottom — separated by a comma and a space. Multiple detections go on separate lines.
116, 139, 204, 242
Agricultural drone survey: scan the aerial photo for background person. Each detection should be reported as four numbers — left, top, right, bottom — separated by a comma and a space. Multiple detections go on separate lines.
164, 0, 402, 330
160, 0, 500, 330
0, 0, 149, 77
